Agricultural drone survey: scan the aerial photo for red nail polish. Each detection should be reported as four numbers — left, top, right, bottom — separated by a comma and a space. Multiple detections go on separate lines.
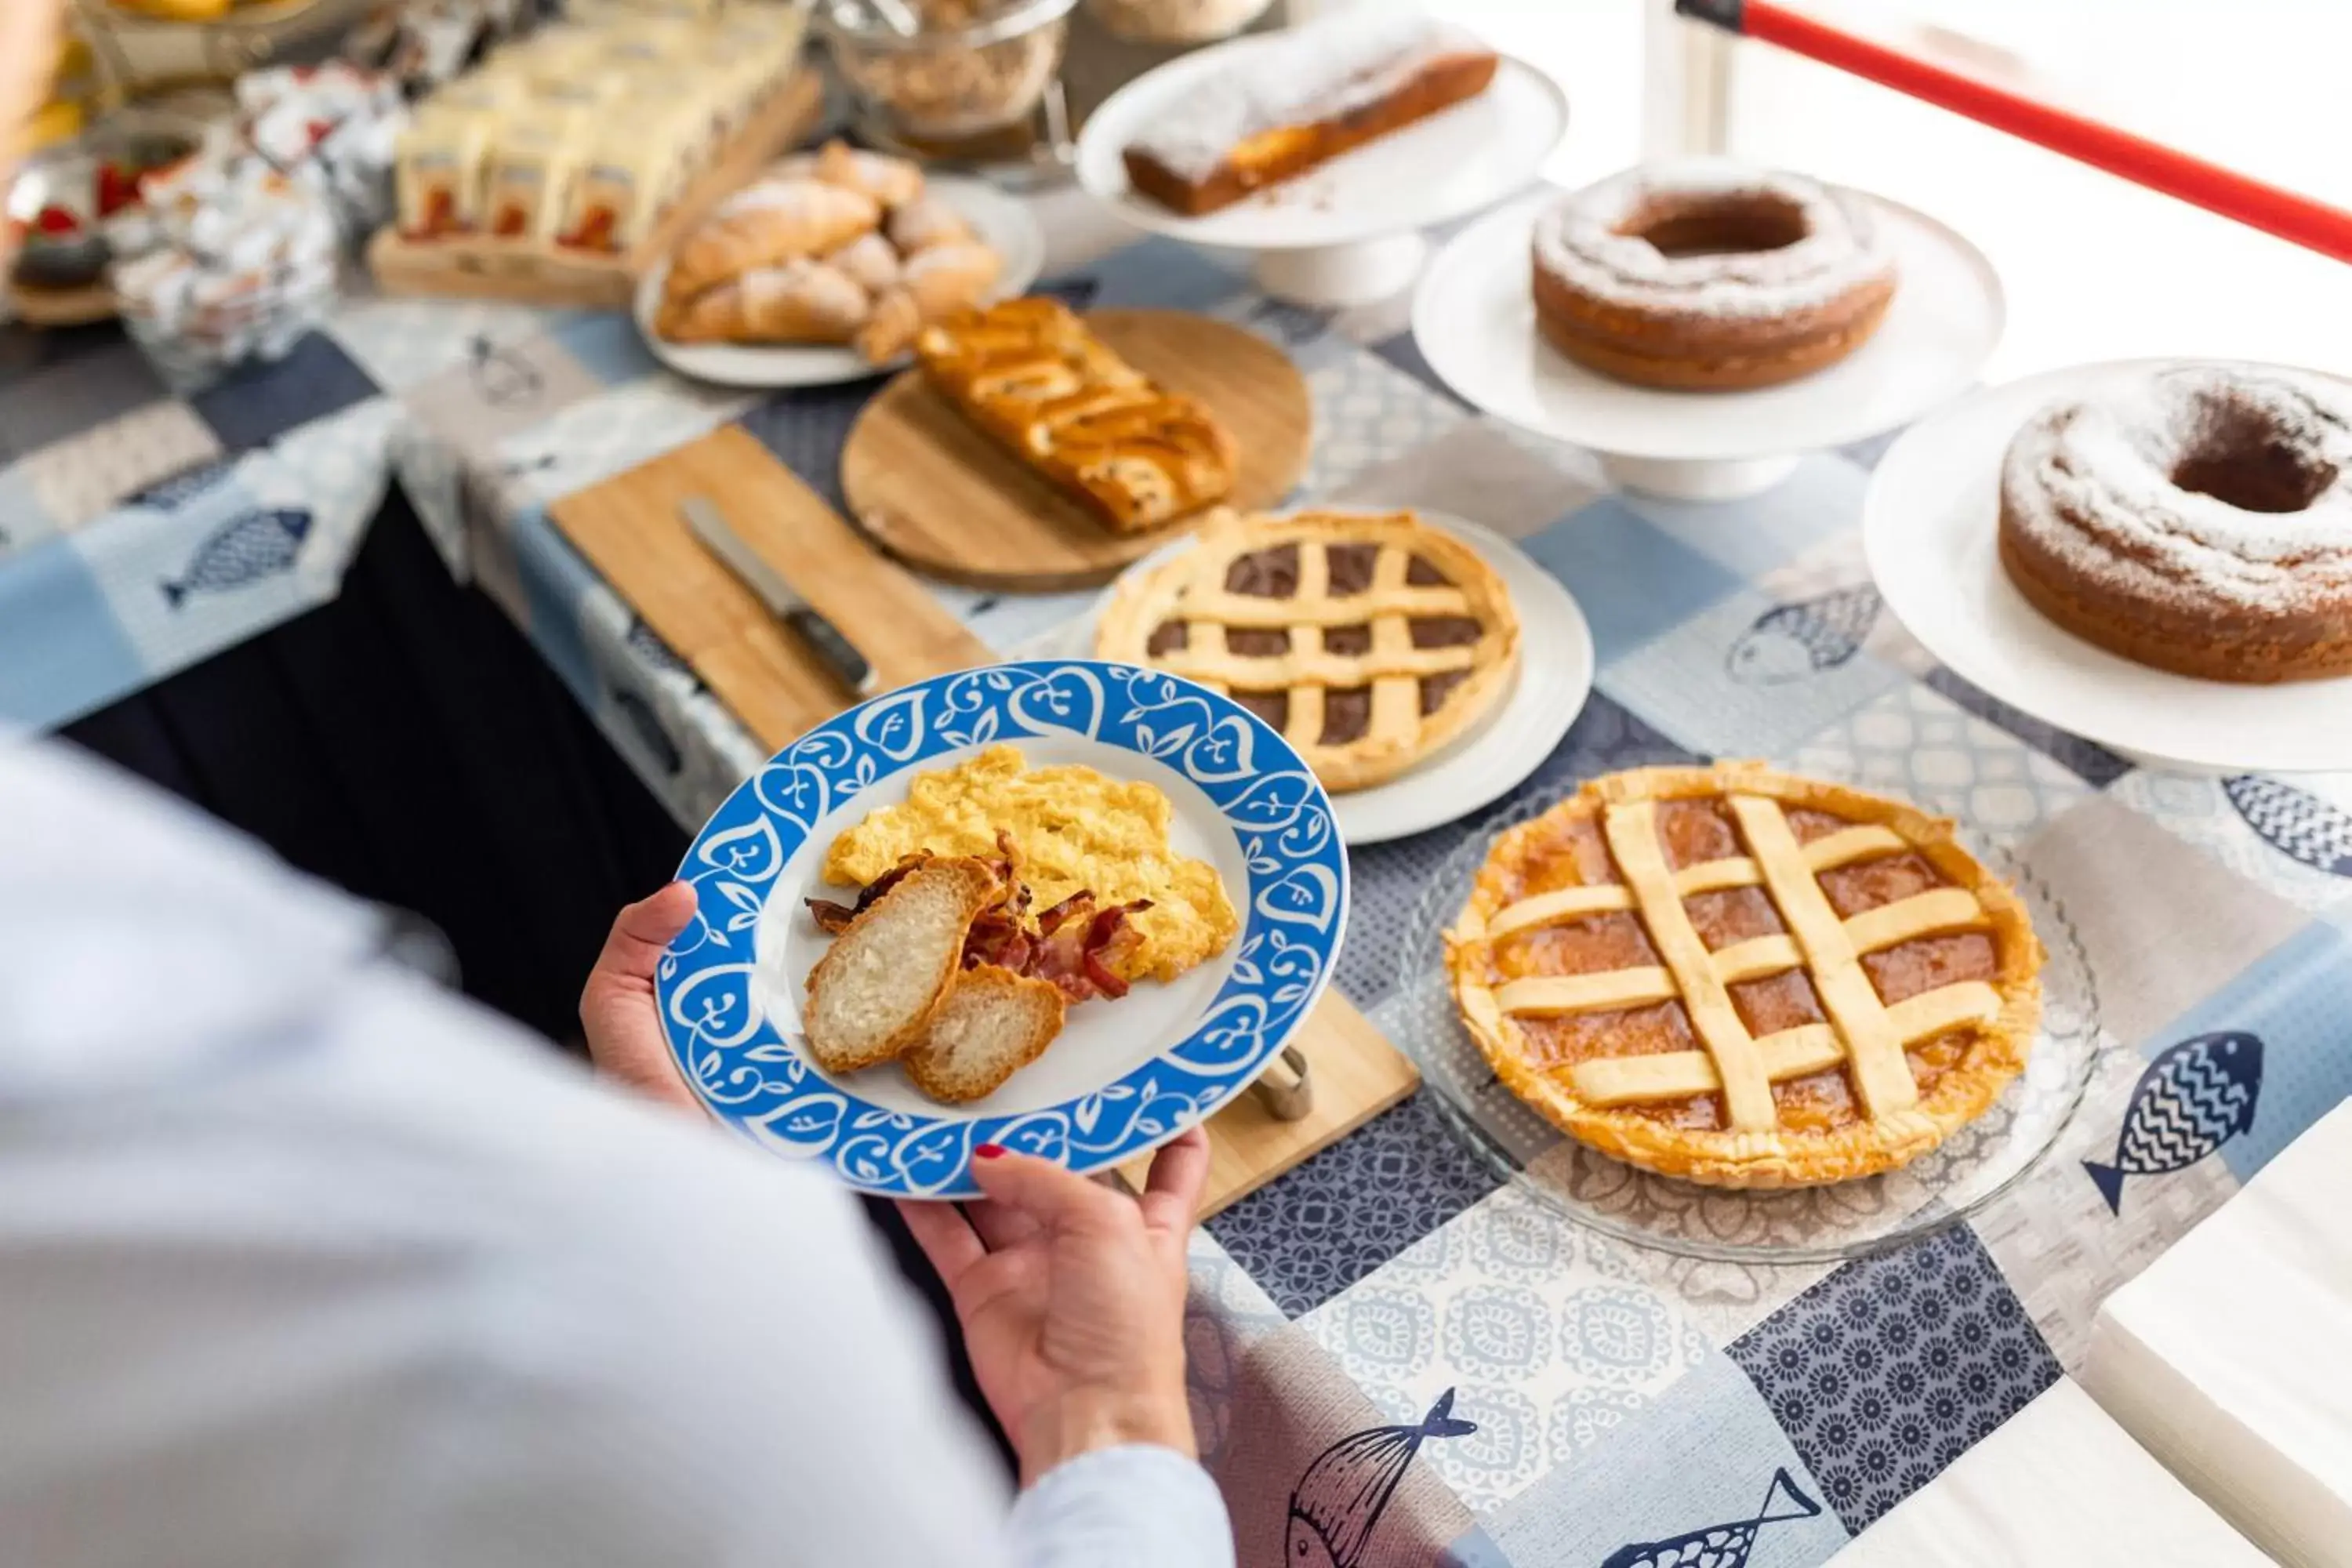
975, 1142, 1007, 1160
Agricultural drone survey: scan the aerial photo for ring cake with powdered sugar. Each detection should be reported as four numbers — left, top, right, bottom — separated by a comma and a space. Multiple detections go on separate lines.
1998, 363, 2352, 684
1530, 159, 1899, 391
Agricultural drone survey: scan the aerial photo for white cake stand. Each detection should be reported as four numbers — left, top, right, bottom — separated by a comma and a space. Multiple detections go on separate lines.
1410, 188, 2006, 500
1864, 359, 2352, 775
1074, 43, 1568, 308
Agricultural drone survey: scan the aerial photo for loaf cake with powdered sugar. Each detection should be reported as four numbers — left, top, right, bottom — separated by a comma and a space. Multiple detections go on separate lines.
1120, 13, 1497, 217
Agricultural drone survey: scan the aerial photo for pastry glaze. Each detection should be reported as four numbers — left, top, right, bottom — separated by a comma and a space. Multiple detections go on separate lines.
1447, 764, 2042, 1188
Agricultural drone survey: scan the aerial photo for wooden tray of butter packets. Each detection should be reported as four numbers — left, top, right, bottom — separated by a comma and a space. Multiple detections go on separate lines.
367, 69, 823, 310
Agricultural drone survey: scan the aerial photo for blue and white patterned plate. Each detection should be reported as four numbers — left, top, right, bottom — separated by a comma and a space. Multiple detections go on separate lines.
656, 660, 1348, 1198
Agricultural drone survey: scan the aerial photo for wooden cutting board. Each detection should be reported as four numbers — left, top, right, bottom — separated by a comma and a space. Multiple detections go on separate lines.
549, 424, 990, 750
840, 308, 1314, 593
550, 426, 1414, 1203
1118, 993, 1420, 1221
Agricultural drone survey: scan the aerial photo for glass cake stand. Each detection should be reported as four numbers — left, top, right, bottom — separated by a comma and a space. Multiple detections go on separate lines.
1390, 782, 2103, 1264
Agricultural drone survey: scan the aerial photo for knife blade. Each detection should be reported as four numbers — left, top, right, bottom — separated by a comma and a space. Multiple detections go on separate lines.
680, 495, 879, 698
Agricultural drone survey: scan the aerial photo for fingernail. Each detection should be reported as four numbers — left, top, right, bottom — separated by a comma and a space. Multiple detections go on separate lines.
975, 1142, 1006, 1160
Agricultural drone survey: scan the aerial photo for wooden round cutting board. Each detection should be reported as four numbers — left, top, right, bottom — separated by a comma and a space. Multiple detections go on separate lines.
840, 308, 1313, 593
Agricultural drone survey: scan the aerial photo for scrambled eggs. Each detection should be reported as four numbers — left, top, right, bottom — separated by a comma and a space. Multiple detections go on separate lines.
823, 745, 1238, 984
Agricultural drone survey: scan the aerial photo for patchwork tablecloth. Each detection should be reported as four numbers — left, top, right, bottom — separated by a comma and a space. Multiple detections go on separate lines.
8, 225, 2350, 1568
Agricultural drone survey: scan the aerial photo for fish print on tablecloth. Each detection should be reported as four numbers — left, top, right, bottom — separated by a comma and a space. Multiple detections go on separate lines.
2225, 775, 2352, 878
626, 617, 695, 681
468, 333, 546, 409
2085, 1031, 2264, 1214
1244, 297, 1334, 349
1600, 1469, 1823, 1568
1726, 586, 1881, 685
129, 457, 238, 512
1286, 1388, 1475, 1568
160, 506, 312, 608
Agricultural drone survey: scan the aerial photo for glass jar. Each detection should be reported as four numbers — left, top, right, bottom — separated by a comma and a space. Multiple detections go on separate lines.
821, 0, 1075, 143
1080, 0, 1271, 46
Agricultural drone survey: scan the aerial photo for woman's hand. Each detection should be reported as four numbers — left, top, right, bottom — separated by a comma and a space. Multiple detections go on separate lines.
579, 881, 700, 1112
586, 883, 1210, 1485
898, 1134, 1210, 1488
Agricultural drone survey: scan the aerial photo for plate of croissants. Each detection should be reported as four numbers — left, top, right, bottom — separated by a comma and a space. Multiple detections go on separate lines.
637, 140, 1044, 389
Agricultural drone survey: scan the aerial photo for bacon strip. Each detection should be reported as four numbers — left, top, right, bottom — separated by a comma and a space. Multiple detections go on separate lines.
808, 848, 1152, 1005
804, 852, 935, 934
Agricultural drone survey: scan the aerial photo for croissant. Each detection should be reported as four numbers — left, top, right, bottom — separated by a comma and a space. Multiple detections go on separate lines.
770, 140, 926, 208
886, 194, 975, 256
817, 140, 925, 207
658, 261, 872, 345
825, 230, 902, 295
854, 241, 1003, 364
664, 179, 880, 305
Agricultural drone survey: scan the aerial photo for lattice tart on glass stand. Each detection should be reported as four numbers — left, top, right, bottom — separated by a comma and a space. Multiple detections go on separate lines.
1097, 507, 1521, 792
1446, 764, 2042, 1187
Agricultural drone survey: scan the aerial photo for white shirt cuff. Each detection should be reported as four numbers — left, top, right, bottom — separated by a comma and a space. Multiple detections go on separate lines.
1007, 1444, 1235, 1568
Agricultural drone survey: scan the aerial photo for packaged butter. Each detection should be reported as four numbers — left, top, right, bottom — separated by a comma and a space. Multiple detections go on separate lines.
555, 107, 696, 253
394, 108, 494, 238
481, 108, 586, 242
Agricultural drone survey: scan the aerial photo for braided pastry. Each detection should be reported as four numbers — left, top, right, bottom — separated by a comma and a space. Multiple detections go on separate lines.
916, 299, 1237, 533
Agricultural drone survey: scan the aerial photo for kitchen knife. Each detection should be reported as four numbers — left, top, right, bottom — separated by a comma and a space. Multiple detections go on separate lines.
680, 494, 879, 698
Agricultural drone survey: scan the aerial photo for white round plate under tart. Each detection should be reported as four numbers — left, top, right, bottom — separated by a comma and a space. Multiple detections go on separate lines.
655, 661, 1347, 1199
1410, 187, 2004, 465
1865, 359, 2352, 775
635, 176, 1045, 390
1076, 512, 1595, 844
1074, 45, 1568, 252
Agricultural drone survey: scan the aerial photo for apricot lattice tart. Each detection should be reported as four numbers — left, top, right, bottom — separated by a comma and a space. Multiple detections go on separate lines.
1446, 764, 2042, 1187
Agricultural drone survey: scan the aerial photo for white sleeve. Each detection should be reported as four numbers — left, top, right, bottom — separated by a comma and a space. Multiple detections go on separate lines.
1011, 1446, 1237, 1568
0, 740, 1235, 1568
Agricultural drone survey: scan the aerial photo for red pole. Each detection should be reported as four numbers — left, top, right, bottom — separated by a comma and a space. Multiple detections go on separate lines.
1677, 0, 2352, 263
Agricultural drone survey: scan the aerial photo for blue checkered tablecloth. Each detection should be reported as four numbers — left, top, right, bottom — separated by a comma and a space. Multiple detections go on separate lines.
8, 227, 2352, 1566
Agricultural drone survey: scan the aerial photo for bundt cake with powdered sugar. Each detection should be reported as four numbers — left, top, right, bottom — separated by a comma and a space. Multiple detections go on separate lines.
1998, 363, 2352, 683
1530, 159, 1898, 391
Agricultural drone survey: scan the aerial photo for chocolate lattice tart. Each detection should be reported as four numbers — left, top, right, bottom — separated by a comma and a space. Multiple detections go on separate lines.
1446, 764, 2042, 1188
1097, 507, 1521, 792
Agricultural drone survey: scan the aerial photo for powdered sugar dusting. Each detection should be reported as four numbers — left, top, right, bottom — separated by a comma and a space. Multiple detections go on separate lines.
2002, 364, 2352, 615
715, 179, 857, 223
1125, 13, 1490, 183
1530, 159, 1896, 321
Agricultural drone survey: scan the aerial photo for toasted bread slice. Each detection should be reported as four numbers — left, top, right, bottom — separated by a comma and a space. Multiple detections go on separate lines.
804, 858, 1000, 1074
902, 964, 1067, 1103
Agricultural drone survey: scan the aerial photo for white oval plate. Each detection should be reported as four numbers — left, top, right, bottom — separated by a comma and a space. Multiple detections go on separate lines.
1411, 187, 2005, 462
1075, 46, 1567, 252
636, 176, 1045, 389
1864, 358, 2352, 775
1071, 511, 1594, 844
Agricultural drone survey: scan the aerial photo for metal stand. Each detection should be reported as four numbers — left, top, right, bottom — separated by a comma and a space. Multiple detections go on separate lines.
1247, 1044, 1316, 1122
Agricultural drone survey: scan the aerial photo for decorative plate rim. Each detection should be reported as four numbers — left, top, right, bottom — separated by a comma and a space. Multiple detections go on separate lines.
656, 659, 1349, 1198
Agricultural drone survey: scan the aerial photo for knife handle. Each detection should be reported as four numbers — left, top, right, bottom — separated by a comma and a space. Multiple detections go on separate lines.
788, 607, 877, 696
